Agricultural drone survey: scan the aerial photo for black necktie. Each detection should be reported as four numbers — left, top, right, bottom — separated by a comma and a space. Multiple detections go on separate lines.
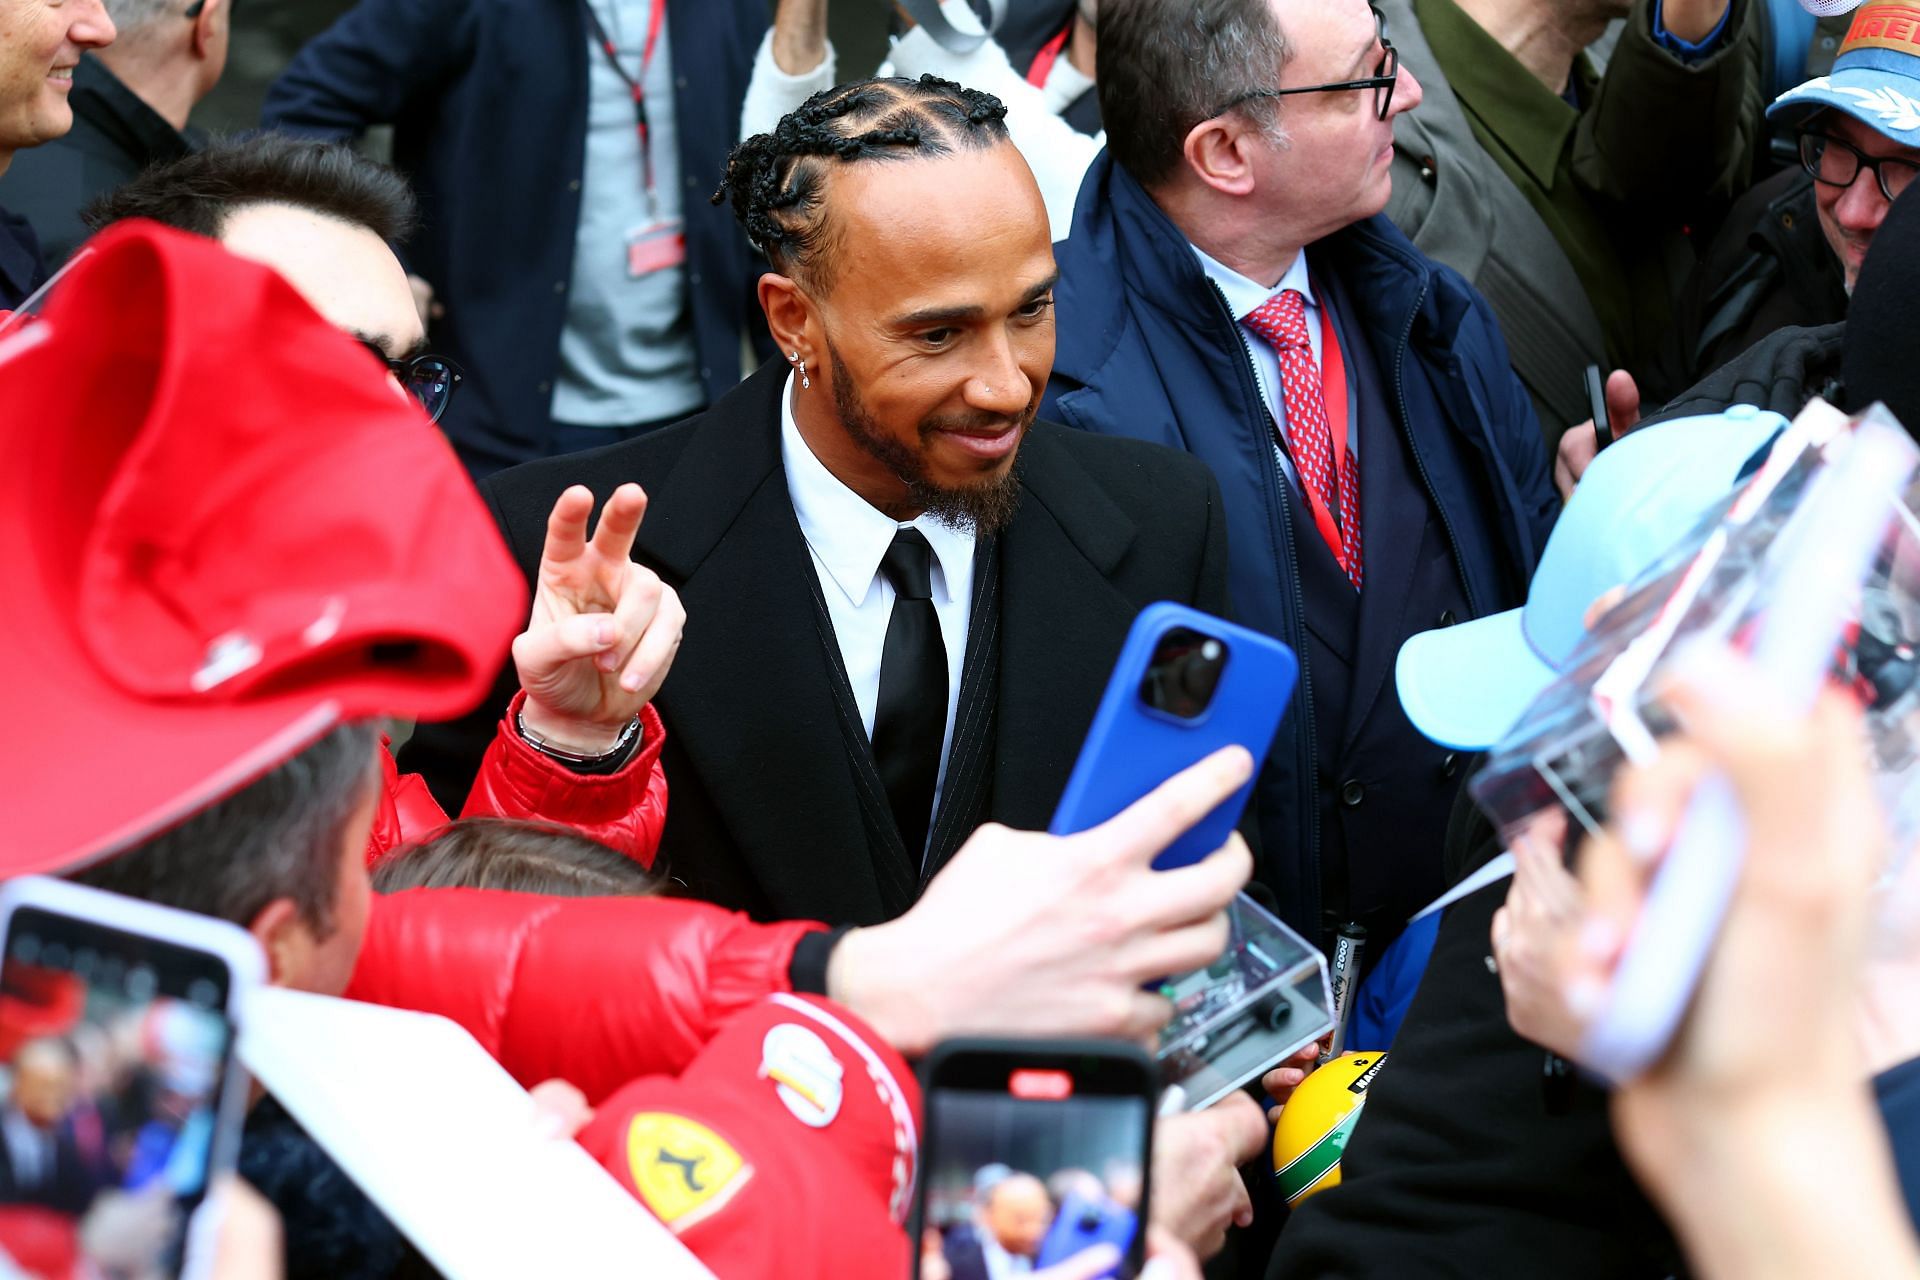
873, 528, 948, 857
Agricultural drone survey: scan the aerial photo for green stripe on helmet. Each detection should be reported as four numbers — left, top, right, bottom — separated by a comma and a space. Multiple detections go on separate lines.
1275, 1099, 1367, 1203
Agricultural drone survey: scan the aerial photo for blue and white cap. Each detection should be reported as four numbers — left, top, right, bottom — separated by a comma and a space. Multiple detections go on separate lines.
1771, 2, 1920, 143
1393, 408, 1788, 753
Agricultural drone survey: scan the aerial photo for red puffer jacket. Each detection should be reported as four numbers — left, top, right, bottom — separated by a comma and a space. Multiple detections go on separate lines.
367, 691, 669, 868
347, 693, 826, 1101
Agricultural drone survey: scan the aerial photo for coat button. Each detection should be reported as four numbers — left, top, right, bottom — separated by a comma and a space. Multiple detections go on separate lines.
1438, 610, 1458, 627
536, 380, 551, 395
553, 280, 567, 294
1340, 780, 1365, 808
568, 178, 581, 192
1441, 752, 1459, 779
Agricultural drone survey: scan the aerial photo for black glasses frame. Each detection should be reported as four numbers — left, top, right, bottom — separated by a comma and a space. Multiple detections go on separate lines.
358, 340, 466, 424
1208, 7, 1399, 124
1798, 130, 1920, 204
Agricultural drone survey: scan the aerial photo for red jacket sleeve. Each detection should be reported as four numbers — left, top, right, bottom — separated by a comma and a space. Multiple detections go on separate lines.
459, 693, 669, 868
575, 994, 917, 1278
364, 696, 669, 869
345, 890, 826, 1103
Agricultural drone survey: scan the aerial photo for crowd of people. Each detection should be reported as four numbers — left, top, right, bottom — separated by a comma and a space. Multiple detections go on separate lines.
2, 0, 1920, 1274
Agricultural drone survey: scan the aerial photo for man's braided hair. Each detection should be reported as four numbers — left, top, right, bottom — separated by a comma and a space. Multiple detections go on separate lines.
713, 75, 1010, 291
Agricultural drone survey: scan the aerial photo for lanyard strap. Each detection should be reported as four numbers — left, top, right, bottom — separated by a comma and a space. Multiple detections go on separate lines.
580, 0, 669, 198
1025, 23, 1071, 87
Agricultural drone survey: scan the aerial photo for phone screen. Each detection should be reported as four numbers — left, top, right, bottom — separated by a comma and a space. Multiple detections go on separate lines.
0, 905, 238, 1279
916, 1047, 1153, 1280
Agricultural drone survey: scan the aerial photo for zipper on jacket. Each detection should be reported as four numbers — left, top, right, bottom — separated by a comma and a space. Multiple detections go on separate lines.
1206, 279, 1322, 909
1389, 278, 1482, 618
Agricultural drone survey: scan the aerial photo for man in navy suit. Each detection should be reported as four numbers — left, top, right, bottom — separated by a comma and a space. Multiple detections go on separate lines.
1045, 0, 1559, 951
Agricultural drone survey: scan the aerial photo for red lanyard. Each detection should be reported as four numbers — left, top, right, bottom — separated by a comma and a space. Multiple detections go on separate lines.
579, 0, 669, 204
1025, 23, 1071, 87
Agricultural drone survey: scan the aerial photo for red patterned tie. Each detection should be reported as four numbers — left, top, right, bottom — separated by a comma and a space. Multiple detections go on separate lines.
1243, 289, 1364, 590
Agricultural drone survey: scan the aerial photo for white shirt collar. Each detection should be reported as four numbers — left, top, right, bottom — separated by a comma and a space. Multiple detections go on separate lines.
1191, 244, 1317, 324
779, 370, 975, 609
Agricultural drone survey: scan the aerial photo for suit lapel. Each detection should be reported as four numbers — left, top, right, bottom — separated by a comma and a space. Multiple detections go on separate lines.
640, 363, 894, 924
991, 427, 1144, 832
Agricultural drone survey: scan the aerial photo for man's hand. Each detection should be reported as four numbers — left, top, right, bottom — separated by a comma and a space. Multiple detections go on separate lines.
1554, 370, 1642, 501
1149, 1094, 1270, 1260
770, 0, 831, 74
1259, 1040, 1323, 1107
514, 483, 686, 755
828, 749, 1255, 1055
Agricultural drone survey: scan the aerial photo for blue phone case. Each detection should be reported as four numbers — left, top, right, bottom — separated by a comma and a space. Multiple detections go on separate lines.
1034, 1191, 1139, 1275
1050, 602, 1297, 869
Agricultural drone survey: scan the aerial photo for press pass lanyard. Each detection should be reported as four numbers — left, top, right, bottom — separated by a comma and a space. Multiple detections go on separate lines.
579, 0, 669, 216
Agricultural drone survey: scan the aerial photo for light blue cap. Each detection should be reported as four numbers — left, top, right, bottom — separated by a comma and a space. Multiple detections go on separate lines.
1394, 407, 1789, 752
1769, 7, 1920, 145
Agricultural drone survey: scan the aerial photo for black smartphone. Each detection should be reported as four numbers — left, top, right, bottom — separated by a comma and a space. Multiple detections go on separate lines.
1584, 364, 1613, 450
0, 877, 262, 1280
912, 1039, 1156, 1280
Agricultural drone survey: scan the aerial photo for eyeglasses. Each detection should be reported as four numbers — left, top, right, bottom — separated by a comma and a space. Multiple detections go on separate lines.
1208, 6, 1400, 124
1799, 130, 1920, 203
358, 340, 465, 424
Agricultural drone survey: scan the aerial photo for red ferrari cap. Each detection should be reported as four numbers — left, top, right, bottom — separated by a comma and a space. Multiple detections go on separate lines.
0, 221, 527, 874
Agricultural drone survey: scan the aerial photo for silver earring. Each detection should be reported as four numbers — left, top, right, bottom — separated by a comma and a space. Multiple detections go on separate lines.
790, 350, 810, 390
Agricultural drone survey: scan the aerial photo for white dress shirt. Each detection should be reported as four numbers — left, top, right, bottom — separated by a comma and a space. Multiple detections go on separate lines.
1191, 246, 1358, 492
780, 372, 975, 840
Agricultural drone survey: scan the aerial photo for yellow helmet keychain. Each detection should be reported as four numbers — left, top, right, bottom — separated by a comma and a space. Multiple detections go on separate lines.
1271, 1052, 1387, 1205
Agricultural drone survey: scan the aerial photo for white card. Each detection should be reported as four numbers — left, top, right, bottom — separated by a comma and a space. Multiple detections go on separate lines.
239, 988, 712, 1280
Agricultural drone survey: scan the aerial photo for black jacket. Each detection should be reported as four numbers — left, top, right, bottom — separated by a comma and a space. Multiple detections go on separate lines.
1270, 798, 1686, 1280
0, 205, 44, 310
1642, 320, 1845, 427
1658, 167, 1847, 394
0, 54, 191, 267
402, 358, 1233, 925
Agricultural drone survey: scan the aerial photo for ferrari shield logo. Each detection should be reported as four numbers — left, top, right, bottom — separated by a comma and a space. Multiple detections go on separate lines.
625, 1112, 752, 1233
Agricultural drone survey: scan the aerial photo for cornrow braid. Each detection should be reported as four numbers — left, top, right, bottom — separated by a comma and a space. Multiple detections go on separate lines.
713, 75, 1010, 291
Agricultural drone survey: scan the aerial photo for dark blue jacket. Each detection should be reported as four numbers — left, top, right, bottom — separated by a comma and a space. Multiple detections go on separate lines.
1042, 154, 1559, 933
261, 0, 767, 473
0, 205, 45, 310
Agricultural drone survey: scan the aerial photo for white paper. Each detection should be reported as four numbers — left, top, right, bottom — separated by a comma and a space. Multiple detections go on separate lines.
239, 988, 713, 1280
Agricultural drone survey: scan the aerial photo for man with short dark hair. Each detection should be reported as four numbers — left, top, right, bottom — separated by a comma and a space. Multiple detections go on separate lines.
0, 0, 115, 304
0, 0, 231, 265
408, 76, 1240, 938
1046, 0, 1560, 950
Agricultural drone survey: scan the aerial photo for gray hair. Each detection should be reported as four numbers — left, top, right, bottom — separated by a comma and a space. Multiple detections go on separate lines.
1097, 0, 1294, 187
103, 0, 195, 42
70, 721, 381, 936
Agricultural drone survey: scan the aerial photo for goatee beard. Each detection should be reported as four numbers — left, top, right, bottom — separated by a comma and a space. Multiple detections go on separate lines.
829, 350, 1028, 537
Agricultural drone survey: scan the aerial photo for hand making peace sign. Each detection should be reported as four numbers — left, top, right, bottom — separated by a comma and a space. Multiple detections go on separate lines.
513, 483, 686, 755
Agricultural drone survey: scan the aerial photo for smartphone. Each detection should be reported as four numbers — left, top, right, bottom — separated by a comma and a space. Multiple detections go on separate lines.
912, 1039, 1155, 1280
1052, 602, 1297, 869
1584, 364, 1613, 450
0, 877, 263, 1280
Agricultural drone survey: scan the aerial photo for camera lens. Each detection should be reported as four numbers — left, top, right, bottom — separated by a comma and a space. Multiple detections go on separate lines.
1139, 626, 1229, 719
